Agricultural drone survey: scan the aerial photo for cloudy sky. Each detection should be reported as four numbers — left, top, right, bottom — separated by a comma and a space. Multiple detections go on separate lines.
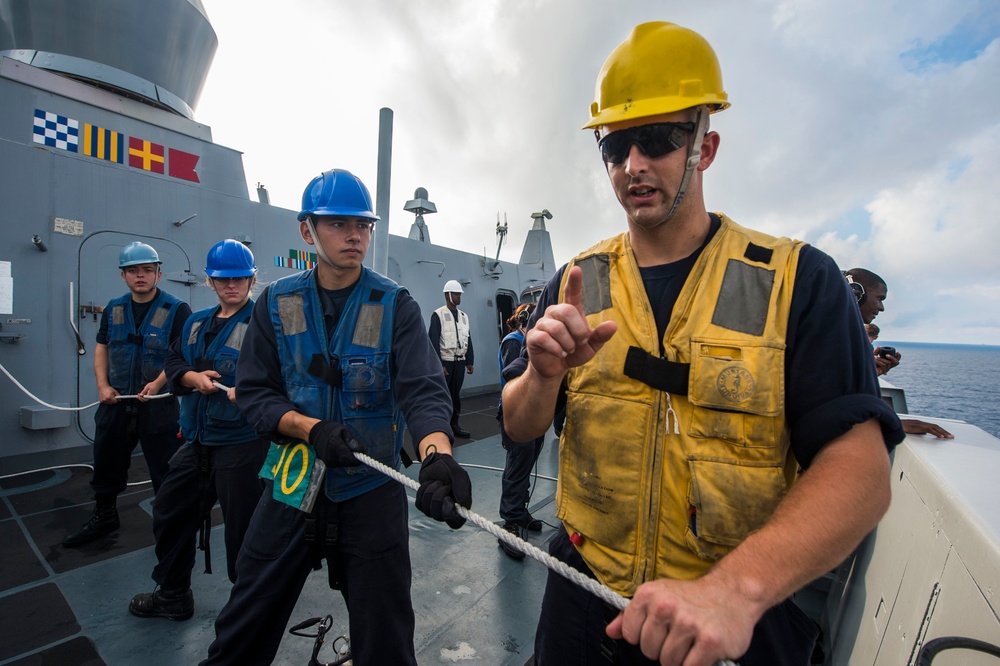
196, 0, 1000, 345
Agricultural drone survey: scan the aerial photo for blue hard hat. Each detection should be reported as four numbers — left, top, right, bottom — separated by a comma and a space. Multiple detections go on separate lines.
297, 169, 380, 222
119, 241, 161, 268
205, 239, 257, 278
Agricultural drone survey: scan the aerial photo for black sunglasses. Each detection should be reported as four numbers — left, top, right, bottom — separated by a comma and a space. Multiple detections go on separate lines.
597, 122, 695, 164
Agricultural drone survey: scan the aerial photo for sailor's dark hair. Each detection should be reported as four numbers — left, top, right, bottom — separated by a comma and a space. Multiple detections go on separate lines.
507, 302, 536, 332
845, 267, 887, 291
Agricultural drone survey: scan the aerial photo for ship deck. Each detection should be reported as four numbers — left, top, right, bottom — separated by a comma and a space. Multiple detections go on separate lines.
0, 391, 556, 666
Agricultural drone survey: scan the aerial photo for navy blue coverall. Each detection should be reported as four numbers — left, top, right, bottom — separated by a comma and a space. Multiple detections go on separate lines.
150, 300, 268, 589
202, 273, 452, 666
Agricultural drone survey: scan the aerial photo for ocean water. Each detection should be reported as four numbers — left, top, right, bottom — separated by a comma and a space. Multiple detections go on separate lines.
879, 342, 1000, 438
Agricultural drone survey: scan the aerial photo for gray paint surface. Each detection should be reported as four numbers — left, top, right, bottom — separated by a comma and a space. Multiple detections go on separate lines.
0, 51, 553, 473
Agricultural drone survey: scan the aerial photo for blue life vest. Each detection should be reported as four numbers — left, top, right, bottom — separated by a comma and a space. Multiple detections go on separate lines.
106, 289, 183, 393
497, 329, 525, 390
177, 300, 258, 446
266, 267, 404, 502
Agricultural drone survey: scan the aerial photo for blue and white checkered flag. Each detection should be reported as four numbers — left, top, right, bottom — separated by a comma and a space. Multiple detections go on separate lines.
32, 109, 79, 152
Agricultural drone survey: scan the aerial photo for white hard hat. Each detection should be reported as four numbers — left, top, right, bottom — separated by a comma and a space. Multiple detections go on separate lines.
443, 280, 464, 294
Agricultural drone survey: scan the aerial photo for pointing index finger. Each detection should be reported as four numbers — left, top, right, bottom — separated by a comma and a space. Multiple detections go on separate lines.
563, 265, 586, 317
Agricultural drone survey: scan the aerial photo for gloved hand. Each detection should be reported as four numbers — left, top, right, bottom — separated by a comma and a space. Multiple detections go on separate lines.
416, 452, 472, 529
308, 421, 362, 467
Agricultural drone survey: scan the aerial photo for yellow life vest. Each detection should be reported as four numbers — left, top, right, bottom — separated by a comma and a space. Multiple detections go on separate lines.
556, 215, 804, 596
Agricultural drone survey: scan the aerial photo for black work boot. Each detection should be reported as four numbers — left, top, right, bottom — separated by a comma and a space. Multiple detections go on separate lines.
498, 522, 526, 561
62, 499, 120, 547
518, 513, 543, 532
129, 586, 194, 621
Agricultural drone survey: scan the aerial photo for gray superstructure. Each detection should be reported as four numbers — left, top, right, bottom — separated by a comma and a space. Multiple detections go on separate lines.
0, 0, 554, 475
0, 0, 216, 118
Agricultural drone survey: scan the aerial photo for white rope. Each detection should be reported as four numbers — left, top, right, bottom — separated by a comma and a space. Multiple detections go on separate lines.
0, 463, 92, 481
353, 453, 629, 610
114, 393, 174, 400
0, 462, 151, 489
0, 359, 172, 411
354, 452, 738, 666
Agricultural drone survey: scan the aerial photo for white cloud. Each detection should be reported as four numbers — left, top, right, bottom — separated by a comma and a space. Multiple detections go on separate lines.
197, 0, 1000, 344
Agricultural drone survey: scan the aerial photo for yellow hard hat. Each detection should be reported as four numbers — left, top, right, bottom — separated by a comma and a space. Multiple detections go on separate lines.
583, 22, 730, 130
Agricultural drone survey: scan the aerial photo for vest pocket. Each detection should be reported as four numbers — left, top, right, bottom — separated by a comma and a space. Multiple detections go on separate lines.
684, 456, 786, 562
109, 342, 132, 389
212, 352, 239, 386
141, 331, 169, 381
686, 339, 783, 447
205, 393, 244, 425
687, 339, 783, 415
340, 354, 395, 465
687, 408, 781, 448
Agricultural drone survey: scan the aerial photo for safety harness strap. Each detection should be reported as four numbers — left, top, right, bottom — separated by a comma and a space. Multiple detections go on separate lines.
307, 354, 343, 388
195, 443, 213, 575
303, 496, 343, 590
622, 346, 690, 395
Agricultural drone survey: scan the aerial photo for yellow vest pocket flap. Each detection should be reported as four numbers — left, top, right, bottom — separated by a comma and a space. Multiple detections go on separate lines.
687, 339, 783, 416
687, 456, 785, 551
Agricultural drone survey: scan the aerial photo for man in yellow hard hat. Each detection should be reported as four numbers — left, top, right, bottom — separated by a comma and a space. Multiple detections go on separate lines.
502, 22, 904, 665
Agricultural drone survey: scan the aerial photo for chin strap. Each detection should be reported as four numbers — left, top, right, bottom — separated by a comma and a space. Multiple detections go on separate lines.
662, 106, 710, 223
303, 216, 334, 267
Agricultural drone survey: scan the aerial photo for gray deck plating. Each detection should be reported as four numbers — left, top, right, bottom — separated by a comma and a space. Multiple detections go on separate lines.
1, 394, 560, 666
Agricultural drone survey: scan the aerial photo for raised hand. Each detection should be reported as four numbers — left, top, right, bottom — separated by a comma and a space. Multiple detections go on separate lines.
525, 266, 617, 380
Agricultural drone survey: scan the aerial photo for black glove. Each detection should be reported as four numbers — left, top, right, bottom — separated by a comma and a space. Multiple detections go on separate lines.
308, 421, 362, 467
416, 452, 472, 529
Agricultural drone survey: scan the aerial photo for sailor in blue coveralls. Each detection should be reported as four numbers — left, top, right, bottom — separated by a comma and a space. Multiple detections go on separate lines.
496, 302, 545, 560
202, 169, 472, 666
129, 239, 269, 621
63, 241, 191, 548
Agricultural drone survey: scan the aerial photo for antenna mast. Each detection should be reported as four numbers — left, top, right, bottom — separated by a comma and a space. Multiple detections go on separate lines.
494, 212, 508, 269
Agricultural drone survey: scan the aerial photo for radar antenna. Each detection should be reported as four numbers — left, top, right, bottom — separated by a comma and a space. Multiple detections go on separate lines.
404, 188, 436, 243
493, 212, 508, 269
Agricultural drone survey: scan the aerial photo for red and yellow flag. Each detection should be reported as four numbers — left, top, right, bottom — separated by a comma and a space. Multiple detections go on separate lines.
128, 137, 165, 174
